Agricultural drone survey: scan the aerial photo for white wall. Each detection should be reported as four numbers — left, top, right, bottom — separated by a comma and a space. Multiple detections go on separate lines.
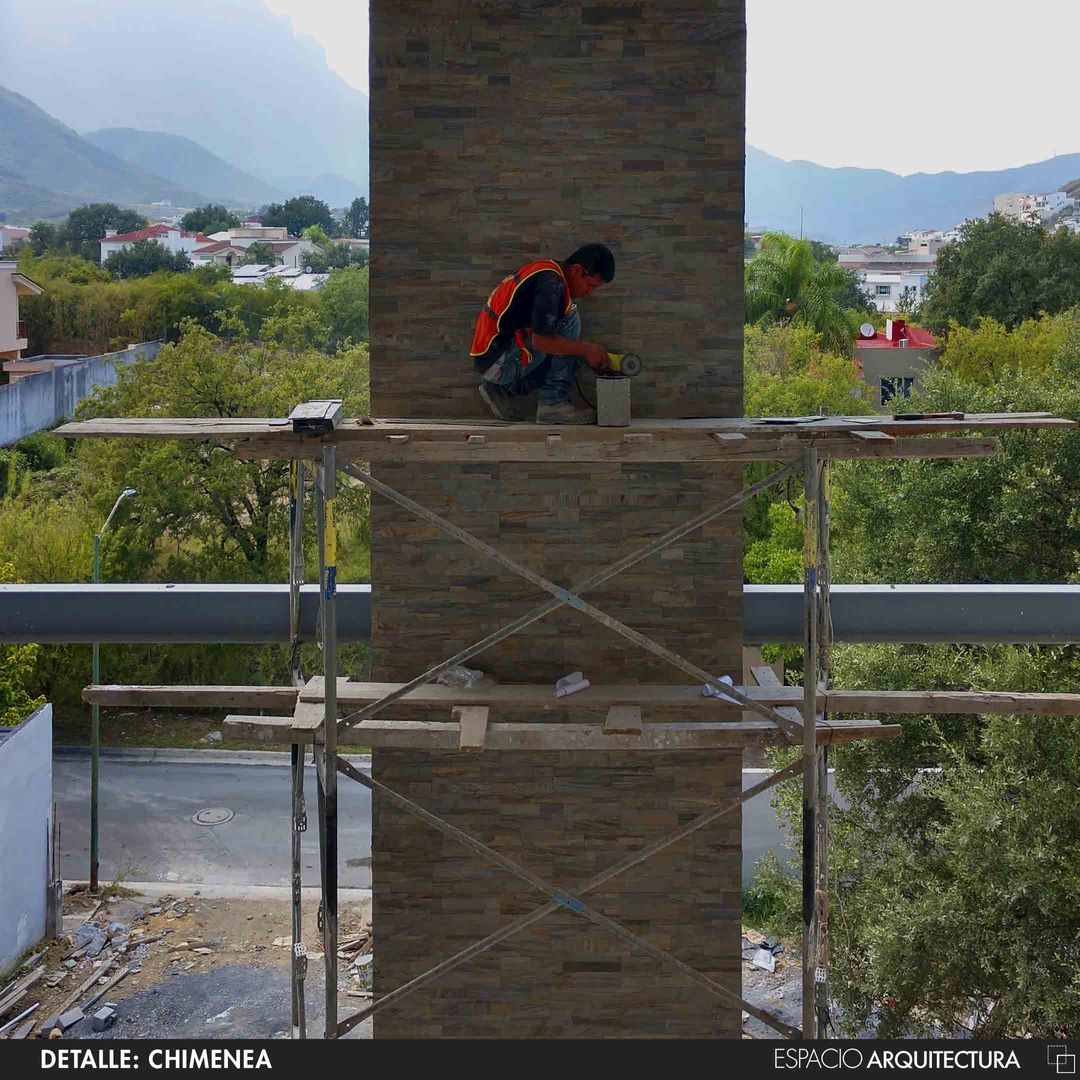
0, 704, 52, 978
0, 263, 23, 356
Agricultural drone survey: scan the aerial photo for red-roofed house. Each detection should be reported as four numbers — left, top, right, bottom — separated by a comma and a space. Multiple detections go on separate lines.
854, 318, 939, 410
97, 224, 214, 263
190, 241, 247, 268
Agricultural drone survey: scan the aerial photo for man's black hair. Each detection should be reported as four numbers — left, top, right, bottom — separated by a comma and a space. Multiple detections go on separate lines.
565, 243, 615, 283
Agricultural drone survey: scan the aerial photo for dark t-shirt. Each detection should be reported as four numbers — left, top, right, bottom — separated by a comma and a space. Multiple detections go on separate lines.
476, 267, 566, 364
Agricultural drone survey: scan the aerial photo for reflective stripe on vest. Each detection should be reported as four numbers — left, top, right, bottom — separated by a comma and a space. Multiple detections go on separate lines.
469, 259, 573, 365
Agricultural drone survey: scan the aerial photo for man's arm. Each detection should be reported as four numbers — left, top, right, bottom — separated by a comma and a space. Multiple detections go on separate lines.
531, 333, 609, 370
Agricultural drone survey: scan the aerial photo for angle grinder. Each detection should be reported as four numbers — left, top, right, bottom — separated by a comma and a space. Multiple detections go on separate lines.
605, 352, 644, 377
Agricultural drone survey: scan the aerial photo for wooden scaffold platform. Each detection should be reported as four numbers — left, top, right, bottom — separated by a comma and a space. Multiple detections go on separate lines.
59, 409, 1077, 1040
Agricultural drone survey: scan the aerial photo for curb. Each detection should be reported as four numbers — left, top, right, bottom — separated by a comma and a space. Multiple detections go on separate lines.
54, 746, 372, 769
64, 880, 372, 902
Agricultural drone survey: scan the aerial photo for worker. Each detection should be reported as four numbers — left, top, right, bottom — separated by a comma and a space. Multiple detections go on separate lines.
470, 243, 615, 424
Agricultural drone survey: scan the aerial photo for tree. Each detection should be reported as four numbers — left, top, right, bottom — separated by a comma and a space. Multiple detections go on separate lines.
318, 266, 369, 345
304, 242, 368, 274
28, 221, 60, 255
60, 204, 146, 261
342, 196, 369, 240
745, 232, 861, 353
180, 204, 241, 235
937, 312, 1067, 385
241, 241, 279, 266
72, 320, 369, 582
921, 214, 1080, 331
104, 239, 192, 279
261, 195, 336, 238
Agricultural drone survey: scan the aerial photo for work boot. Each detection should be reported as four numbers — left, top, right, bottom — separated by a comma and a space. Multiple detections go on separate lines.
478, 380, 520, 422
535, 400, 597, 425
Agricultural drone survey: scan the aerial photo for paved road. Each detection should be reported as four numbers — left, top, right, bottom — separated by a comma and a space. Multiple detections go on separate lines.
54, 753, 372, 889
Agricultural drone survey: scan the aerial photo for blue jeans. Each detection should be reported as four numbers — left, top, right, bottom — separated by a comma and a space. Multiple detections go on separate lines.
483, 308, 582, 406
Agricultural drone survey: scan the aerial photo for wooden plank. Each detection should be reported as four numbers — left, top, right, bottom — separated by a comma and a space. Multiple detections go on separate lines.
826, 689, 1080, 715
83, 684, 298, 708
604, 705, 643, 735
225, 714, 902, 749
291, 676, 328, 731
454, 706, 489, 751
850, 430, 895, 442
53, 412, 1072, 443
230, 434, 1002, 464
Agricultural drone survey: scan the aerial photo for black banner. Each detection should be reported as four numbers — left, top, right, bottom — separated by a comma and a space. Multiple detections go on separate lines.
0, 1039, 1074, 1077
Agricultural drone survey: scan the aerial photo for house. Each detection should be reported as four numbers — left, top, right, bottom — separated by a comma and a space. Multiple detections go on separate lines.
854, 317, 938, 411
199, 226, 317, 269
97, 224, 213, 263
190, 241, 247, 268
0, 261, 44, 363
993, 190, 1071, 224
0, 225, 31, 253
860, 269, 931, 314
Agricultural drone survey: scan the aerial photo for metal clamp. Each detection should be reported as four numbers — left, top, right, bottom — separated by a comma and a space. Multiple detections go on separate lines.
294, 941, 308, 979
554, 889, 586, 914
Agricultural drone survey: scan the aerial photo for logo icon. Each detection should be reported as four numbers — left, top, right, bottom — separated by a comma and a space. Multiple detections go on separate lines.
1049, 1045, 1076, 1075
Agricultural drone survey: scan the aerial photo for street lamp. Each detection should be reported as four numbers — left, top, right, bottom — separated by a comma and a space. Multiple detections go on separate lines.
90, 486, 137, 892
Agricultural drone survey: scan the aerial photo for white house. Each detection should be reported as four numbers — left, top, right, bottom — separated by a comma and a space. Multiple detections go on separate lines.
230, 264, 328, 290
0, 225, 31, 252
97, 224, 213, 263
858, 269, 930, 314
0, 260, 44, 362
993, 190, 1071, 224
200, 226, 317, 270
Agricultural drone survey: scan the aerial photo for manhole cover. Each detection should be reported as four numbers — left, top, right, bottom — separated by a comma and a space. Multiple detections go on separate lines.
192, 806, 234, 826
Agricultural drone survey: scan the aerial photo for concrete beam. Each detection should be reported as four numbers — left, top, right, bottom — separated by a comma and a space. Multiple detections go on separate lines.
1, 583, 1078, 645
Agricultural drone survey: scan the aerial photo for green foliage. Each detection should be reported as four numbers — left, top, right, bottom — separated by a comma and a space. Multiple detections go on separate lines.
745, 500, 803, 584
763, 643, 1080, 1037
262, 195, 336, 238
342, 196, 370, 240
305, 242, 368, 273
938, 312, 1069, 385
921, 214, 1080, 331
0, 564, 44, 726
832, 358, 1080, 585
28, 221, 59, 255
318, 267, 369, 347
745, 232, 865, 353
742, 324, 874, 549
241, 241, 279, 267
72, 320, 370, 582
60, 203, 146, 261
14, 251, 358, 355
180, 204, 241, 235
104, 239, 192, 279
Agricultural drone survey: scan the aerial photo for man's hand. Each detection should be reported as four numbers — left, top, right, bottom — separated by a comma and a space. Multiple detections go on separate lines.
581, 341, 609, 371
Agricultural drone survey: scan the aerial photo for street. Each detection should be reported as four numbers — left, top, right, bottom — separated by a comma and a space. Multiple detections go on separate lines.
53, 751, 372, 889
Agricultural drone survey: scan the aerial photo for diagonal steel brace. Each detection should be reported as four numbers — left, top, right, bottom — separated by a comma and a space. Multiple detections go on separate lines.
335, 756, 804, 1039
340, 460, 802, 740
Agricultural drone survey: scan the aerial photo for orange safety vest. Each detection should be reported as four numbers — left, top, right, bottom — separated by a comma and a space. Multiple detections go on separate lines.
469, 259, 573, 367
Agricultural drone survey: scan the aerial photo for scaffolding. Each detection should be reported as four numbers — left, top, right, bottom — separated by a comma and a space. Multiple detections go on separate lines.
64, 410, 1078, 1040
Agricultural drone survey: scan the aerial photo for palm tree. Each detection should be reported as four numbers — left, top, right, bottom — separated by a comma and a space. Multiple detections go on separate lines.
745, 232, 857, 353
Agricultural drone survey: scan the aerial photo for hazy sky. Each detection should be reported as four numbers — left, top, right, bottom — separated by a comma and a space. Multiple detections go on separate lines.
265, 0, 1078, 176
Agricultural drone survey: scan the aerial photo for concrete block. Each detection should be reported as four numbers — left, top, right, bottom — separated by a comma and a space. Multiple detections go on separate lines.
91, 1006, 117, 1032
57, 1007, 84, 1030
596, 375, 631, 427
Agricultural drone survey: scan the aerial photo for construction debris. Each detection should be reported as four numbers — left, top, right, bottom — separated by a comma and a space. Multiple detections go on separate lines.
91, 1006, 117, 1032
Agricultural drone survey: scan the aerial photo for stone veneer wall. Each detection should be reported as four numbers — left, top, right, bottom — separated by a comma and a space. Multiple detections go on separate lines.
369, 0, 747, 1037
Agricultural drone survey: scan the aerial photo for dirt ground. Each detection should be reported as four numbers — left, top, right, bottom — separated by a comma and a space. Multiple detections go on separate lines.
2, 887, 371, 1040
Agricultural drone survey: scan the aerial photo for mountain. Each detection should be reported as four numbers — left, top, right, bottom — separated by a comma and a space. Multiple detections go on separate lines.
746, 146, 1080, 243
276, 173, 364, 209
84, 128, 283, 208
0, 85, 208, 223
0, 0, 368, 195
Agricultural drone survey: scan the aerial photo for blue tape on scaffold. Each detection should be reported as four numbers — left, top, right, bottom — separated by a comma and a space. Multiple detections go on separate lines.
807, 567, 817, 588
554, 890, 585, 914
325, 566, 337, 599
553, 587, 585, 611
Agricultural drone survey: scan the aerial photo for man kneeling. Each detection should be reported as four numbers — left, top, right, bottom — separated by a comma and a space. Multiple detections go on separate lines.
470, 243, 615, 425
